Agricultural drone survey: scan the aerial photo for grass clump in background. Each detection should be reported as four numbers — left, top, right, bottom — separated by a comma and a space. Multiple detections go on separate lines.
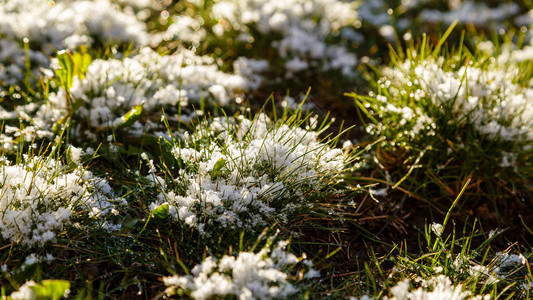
348, 26, 533, 230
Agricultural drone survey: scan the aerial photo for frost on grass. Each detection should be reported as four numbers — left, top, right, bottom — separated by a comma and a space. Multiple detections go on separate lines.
387, 248, 532, 298
379, 253, 498, 300
0, 154, 124, 246
419, 1, 520, 27
3, 47, 264, 144
361, 55, 533, 150
0, 0, 151, 50
175, 0, 360, 77
0, 0, 154, 89
149, 113, 345, 233
358, 0, 527, 41
385, 275, 489, 300
163, 239, 316, 300
360, 223, 533, 300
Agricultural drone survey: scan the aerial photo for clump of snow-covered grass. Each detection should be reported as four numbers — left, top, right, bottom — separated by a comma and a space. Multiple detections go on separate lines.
353, 221, 532, 300
419, 1, 520, 27
1, 47, 266, 145
148, 112, 345, 233
358, 0, 529, 42
0, 0, 157, 95
348, 37, 533, 204
361, 55, 533, 146
163, 236, 318, 300
384, 274, 489, 300
0, 152, 124, 246
169, 0, 360, 79
0, 0, 152, 50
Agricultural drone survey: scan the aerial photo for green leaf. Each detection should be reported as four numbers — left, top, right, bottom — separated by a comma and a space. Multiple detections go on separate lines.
55, 50, 92, 90
71, 51, 92, 79
56, 50, 74, 90
116, 103, 143, 128
152, 203, 169, 219
431, 19, 458, 58
30, 280, 70, 300
211, 158, 227, 179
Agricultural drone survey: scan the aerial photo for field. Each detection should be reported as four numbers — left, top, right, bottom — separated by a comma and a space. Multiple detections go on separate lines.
1, 0, 533, 299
